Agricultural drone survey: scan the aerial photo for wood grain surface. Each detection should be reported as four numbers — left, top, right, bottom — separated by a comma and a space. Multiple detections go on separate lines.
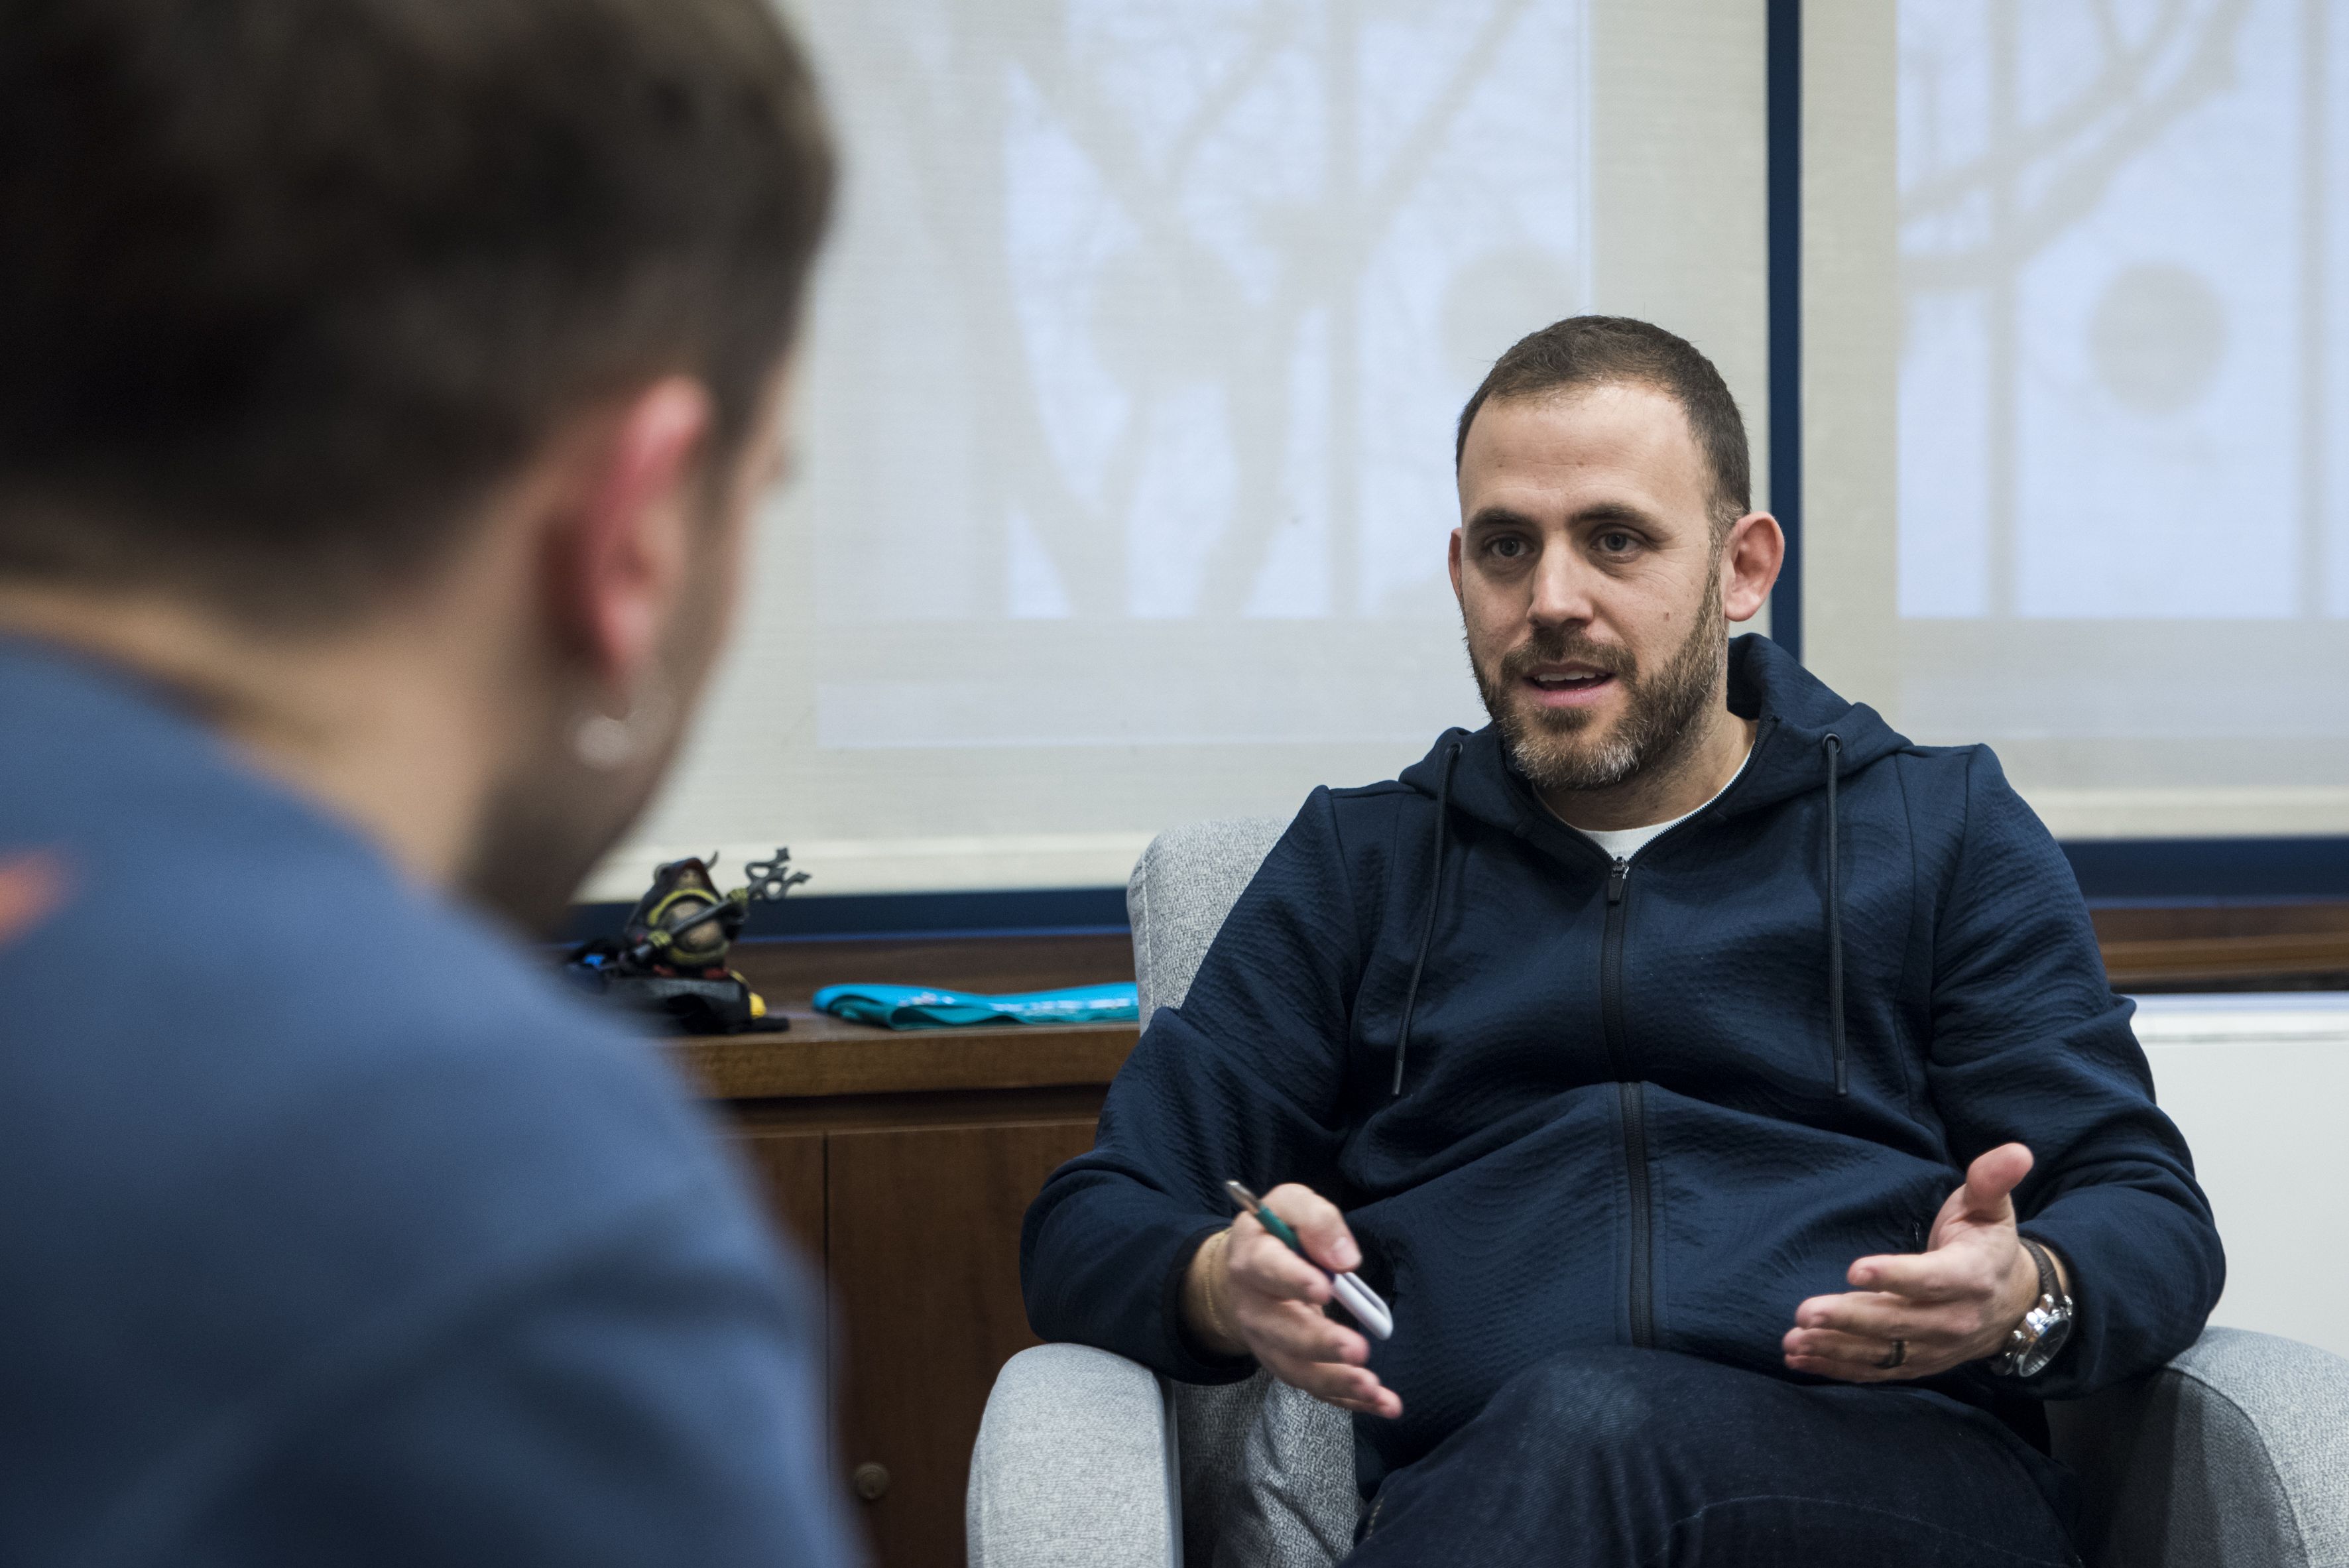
670, 1015, 1137, 1102
2092, 901, 2349, 991
663, 932, 1141, 1101
729, 932, 1134, 1003
735, 1130, 826, 1258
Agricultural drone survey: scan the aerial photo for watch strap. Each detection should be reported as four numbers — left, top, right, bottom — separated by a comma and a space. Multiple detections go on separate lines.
2019, 1235, 2061, 1305
1994, 1236, 2071, 1376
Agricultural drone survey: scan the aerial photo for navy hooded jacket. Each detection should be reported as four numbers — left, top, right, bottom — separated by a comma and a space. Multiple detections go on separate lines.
1022, 635, 2222, 1487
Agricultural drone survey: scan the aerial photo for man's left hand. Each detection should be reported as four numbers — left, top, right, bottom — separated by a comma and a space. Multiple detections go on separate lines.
1781, 1142, 2059, 1382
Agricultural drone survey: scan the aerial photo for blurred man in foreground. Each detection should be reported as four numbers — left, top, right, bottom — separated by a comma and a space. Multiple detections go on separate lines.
0, 1, 853, 1561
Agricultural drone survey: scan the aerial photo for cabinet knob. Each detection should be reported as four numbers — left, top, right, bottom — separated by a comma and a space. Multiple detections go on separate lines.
851, 1462, 890, 1502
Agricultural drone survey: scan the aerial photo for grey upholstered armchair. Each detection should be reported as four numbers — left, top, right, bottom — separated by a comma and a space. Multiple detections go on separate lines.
969, 818, 2349, 1568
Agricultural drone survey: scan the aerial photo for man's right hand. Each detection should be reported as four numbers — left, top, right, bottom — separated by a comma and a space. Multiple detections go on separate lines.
1180, 1183, 1402, 1419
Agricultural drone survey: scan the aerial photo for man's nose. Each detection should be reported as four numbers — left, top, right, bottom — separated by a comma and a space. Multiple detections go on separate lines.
1527, 546, 1598, 628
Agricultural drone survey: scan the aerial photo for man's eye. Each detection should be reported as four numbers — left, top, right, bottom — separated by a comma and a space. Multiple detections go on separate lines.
1598, 531, 1635, 553
1488, 536, 1530, 560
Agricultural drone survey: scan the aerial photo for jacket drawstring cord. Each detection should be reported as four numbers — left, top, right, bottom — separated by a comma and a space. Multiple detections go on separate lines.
1823, 732, 1848, 1096
1393, 739, 1462, 1096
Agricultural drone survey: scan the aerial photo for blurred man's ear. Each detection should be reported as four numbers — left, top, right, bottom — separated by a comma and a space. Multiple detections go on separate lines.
546, 378, 716, 701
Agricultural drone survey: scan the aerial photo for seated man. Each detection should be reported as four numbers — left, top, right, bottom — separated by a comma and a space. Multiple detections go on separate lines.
1024, 316, 2222, 1564
0, 1, 853, 1562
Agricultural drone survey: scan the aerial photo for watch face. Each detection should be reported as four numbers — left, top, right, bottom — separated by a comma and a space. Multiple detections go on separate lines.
2014, 1300, 2075, 1378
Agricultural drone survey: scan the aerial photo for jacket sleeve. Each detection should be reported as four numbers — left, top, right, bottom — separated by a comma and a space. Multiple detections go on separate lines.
1020, 791, 1369, 1383
1922, 747, 2224, 1400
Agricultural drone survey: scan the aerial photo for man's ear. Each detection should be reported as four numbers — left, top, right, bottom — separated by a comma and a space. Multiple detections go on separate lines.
1719, 511, 1785, 624
1447, 528, 1466, 605
547, 377, 714, 694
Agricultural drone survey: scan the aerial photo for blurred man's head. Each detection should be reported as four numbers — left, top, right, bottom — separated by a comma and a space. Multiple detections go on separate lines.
1449, 317, 1780, 812
0, 0, 833, 927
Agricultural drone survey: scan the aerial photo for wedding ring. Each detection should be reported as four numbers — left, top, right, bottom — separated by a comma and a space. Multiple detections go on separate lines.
1875, 1339, 1907, 1370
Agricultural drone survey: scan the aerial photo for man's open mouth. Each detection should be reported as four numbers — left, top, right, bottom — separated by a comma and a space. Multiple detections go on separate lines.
1516, 668, 1621, 712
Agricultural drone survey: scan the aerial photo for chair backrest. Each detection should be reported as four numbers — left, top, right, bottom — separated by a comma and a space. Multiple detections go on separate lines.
1126, 817, 1359, 1568
1127, 816, 1288, 1025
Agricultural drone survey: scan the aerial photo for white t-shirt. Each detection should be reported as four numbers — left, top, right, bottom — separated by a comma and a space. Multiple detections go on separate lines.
1562, 749, 1751, 863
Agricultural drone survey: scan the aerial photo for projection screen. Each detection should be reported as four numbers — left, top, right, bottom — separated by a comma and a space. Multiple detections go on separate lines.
587, 0, 1768, 900
1803, 0, 2349, 842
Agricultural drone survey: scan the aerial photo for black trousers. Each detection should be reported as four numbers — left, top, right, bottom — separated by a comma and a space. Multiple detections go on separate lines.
1342, 1347, 2080, 1567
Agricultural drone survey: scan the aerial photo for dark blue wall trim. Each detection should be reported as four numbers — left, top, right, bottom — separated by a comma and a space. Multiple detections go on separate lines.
2064, 839, 2349, 905
564, 839, 2349, 944
1766, 0, 1803, 663
562, 840, 2349, 943
564, 884, 1131, 946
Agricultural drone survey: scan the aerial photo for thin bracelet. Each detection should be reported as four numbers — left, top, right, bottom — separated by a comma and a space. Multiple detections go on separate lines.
1199, 1228, 1240, 1347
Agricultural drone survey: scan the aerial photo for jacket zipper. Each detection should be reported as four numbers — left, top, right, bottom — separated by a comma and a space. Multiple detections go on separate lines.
1602, 857, 1656, 1349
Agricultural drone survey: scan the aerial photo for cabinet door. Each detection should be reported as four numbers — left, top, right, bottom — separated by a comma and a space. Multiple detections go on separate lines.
735, 1129, 827, 1260
730, 1128, 851, 1545
827, 1119, 1097, 1568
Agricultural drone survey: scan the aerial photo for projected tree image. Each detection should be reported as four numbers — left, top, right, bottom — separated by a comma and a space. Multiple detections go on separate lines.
1897, 0, 2343, 621
585, 5, 1769, 892
799, 0, 1585, 633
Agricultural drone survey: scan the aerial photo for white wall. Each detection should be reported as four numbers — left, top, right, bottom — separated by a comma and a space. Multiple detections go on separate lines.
2134, 995, 2349, 1358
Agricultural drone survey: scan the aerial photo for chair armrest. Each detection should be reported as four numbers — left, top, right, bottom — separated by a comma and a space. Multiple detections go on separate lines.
2049, 1327, 2349, 1568
967, 1344, 1181, 1568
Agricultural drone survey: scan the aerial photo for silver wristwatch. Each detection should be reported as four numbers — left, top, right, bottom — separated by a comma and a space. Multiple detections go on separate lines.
1992, 1237, 2074, 1378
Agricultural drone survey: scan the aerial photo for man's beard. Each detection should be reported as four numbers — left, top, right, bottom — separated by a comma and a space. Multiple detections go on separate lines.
1473, 587, 1726, 796
462, 711, 684, 938
461, 572, 730, 939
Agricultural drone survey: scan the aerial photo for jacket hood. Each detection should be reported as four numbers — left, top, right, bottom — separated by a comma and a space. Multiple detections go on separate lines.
1389, 634, 1907, 1099
1398, 634, 1909, 835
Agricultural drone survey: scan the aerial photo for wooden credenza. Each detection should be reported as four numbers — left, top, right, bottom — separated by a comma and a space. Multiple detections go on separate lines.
662, 934, 1138, 1568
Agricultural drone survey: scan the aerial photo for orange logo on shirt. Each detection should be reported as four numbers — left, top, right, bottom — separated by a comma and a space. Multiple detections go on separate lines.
0, 851, 67, 949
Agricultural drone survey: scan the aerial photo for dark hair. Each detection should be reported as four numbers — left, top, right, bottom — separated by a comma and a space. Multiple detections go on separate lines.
0, 0, 834, 618
1454, 316, 1750, 532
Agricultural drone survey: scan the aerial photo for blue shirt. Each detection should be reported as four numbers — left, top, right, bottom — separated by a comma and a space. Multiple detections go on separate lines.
0, 637, 859, 1566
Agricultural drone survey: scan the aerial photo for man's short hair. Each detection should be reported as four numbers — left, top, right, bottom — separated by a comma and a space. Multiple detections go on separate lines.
0, 0, 834, 620
1455, 316, 1751, 534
